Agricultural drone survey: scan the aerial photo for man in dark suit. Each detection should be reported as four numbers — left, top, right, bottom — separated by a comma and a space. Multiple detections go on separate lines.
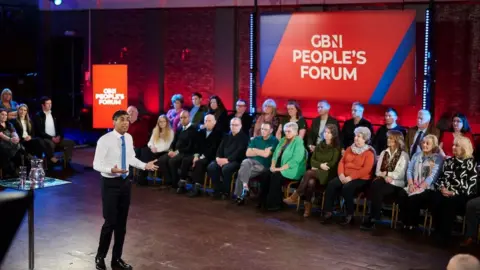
341, 102, 374, 148
33, 96, 75, 164
307, 100, 340, 151
178, 114, 223, 197
189, 92, 208, 126
157, 110, 197, 188
405, 109, 441, 157
227, 99, 253, 135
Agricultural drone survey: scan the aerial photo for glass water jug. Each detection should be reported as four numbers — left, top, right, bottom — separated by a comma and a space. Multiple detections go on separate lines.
29, 158, 46, 183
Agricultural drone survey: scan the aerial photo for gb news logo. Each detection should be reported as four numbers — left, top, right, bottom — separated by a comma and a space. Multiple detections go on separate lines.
96, 88, 125, 105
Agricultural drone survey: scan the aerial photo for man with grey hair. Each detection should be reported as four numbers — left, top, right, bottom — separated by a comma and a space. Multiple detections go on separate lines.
447, 254, 480, 270
405, 109, 440, 157
208, 117, 249, 200
341, 102, 373, 148
307, 100, 340, 151
178, 114, 223, 196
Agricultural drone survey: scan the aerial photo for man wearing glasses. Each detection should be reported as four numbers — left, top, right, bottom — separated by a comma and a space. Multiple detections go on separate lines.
207, 117, 249, 199
228, 99, 253, 135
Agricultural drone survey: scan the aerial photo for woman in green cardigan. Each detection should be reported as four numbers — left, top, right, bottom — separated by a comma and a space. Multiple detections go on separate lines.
258, 122, 306, 211
284, 124, 341, 217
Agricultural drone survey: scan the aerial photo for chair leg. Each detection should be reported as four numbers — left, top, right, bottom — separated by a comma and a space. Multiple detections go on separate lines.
203, 174, 208, 192
462, 216, 466, 235
423, 212, 428, 235
296, 198, 300, 212
321, 193, 325, 212
230, 175, 235, 195
428, 214, 433, 236
394, 205, 399, 229
391, 203, 396, 229
362, 199, 367, 217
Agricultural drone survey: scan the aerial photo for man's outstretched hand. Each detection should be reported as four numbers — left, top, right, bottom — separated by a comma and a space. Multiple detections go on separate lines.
145, 160, 159, 171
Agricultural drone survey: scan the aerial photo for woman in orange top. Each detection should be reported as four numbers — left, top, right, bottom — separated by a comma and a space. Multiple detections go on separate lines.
440, 113, 474, 158
320, 126, 376, 225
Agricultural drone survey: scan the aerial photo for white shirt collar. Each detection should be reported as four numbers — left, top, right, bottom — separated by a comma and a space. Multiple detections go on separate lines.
183, 123, 191, 130
113, 129, 125, 139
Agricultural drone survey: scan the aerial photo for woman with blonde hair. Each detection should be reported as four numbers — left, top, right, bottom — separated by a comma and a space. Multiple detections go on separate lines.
398, 134, 443, 230
251, 99, 280, 137
360, 130, 409, 230
0, 88, 19, 119
12, 104, 48, 159
139, 115, 174, 185
430, 136, 477, 243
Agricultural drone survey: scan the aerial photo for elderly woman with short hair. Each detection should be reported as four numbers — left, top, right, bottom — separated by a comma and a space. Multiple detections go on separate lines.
251, 99, 280, 137
321, 126, 376, 225
361, 130, 409, 230
431, 136, 477, 242
166, 94, 185, 128
398, 134, 443, 230
258, 122, 306, 211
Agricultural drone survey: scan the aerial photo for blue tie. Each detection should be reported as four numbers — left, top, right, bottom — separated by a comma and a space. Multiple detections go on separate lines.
120, 136, 127, 179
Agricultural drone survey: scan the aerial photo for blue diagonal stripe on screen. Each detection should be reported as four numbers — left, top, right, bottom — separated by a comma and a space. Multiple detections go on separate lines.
368, 20, 416, 104
259, 14, 292, 86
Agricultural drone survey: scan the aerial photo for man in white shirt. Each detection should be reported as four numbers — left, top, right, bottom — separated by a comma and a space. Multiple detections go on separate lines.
33, 96, 75, 166
93, 110, 158, 270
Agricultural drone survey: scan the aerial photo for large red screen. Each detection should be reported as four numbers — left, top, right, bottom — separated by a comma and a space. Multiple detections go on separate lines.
259, 10, 416, 105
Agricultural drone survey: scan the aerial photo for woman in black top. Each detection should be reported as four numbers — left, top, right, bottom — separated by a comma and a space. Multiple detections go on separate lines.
0, 108, 24, 177
207, 95, 228, 133
431, 136, 478, 243
12, 104, 47, 159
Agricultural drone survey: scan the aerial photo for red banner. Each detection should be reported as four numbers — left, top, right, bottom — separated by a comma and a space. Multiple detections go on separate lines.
92, 65, 128, 129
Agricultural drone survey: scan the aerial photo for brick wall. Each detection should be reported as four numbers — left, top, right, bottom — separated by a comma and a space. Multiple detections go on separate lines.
41, 4, 480, 131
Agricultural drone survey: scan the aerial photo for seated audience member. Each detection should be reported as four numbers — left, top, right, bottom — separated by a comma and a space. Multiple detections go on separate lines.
189, 92, 207, 126
398, 134, 443, 230
276, 100, 307, 140
157, 111, 197, 188
166, 94, 184, 128
251, 99, 280, 137
446, 254, 480, 270
307, 100, 340, 152
178, 114, 222, 197
127, 106, 149, 157
138, 115, 174, 185
207, 95, 229, 133
208, 117, 249, 199
0, 108, 23, 177
228, 99, 253, 135
33, 96, 75, 164
431, 136, 477, 243
284, 124, 341, 217
440, 113, 474, 158
372, 108, 406, 154
342, 102, 374, 149
258, 122, 306, 211
405, 109, 441, 158
360, 130, 409, 230
321, 127, 375, 225
12, 104, 46, 159
234, 122, 279, 205
0, 88, 19, 119
462, 196, 480, 247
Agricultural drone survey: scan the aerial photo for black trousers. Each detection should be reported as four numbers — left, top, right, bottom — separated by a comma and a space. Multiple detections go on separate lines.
431, 191, 468, 238
157, 153, 186, 188
21, 138, 45, 158
179, 156, 210, 184
323, 177, 369, 215
368, 178, 405, 220
398, 190, 433, 227
207, 161, 240, 194
138, 148, 166, 184
97, 177, 131, 260
259, 171, 292, 209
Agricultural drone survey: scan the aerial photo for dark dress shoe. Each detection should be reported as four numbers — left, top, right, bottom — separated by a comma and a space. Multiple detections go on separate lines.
339, 215, 353, 226
95, 257, 106, 270
111, 258, 133, 270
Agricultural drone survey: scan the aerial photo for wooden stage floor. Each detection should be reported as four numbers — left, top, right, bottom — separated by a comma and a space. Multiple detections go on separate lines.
0, 149, 473, 270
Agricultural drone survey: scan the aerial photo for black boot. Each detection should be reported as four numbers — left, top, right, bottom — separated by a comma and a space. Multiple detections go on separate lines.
95, 257, 106, 270
111, 258, 132, 270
